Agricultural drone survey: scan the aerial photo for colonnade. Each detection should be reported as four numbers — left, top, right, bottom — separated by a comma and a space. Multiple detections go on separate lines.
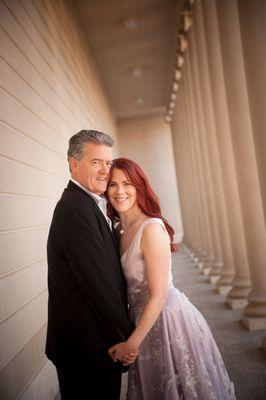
170, 0, 266, 339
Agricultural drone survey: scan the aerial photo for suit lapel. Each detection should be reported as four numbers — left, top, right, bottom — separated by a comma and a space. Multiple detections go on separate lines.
91, 199, 120, 256
66, 181, 120, 256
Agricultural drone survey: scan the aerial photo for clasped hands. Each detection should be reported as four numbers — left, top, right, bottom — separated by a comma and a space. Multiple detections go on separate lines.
108, 341, 138, 366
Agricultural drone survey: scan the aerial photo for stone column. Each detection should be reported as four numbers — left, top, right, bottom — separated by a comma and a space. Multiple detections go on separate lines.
171, 86, 192, 251
179, 76, 203, 262
172, 90, 196, 252
237, 0, 266, 225
183, 49, 215, 269
201, 0, 251, 307
180, 68, 204, 262
216, 0, 266, 328
237, 0, 266, 325
189, 27, 224, 277
193, 0, 236, 291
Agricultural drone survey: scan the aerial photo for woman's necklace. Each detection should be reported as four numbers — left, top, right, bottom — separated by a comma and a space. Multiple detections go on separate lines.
119, 212, 143, 235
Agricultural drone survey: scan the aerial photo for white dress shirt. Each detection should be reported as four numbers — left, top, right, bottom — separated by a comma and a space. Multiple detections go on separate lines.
70, 178, 112, 228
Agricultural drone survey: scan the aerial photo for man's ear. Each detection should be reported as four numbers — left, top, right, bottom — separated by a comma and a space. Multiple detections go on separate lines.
69, 157, 78, 174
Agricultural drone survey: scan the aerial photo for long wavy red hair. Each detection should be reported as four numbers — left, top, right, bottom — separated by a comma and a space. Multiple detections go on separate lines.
107, 158, 177, 252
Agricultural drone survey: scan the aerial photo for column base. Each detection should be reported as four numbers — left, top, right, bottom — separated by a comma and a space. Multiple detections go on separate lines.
209, 262, 223, 276
243, 302, 266, 317
181, 243, 193, 256
188, 247, 202, 260
241, 315, 266, 330
217, 274, 234, 286
262, 337, 266, 352
197, 261, 204, 270
202, 267, 212, 276
226, 298, 248, 309
208, 275, 220, 284
227, 285, 251, 300
198, 256, 215, 272
209, 269, 222, 277
215, 285, 232, 295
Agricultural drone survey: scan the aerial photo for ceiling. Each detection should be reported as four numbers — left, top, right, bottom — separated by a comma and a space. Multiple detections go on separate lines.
72, 0, 183, 120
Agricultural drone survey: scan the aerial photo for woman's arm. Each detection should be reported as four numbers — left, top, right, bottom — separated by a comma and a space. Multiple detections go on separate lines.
109, 222, 170, 362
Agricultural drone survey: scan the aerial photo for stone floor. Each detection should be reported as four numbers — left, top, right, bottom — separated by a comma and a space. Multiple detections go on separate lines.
120, 249, 266, 400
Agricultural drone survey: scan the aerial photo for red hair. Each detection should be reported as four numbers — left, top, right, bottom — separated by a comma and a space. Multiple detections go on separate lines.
107, 158, 177, 252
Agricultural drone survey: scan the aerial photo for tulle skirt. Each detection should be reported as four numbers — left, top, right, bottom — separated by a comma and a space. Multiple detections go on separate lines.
127, 287, 236, 400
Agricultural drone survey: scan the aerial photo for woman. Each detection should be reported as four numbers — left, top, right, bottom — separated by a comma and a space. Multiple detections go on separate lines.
107, 158, 235, 400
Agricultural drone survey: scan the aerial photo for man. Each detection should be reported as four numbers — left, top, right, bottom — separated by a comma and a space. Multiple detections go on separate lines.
46, 130, 135, 399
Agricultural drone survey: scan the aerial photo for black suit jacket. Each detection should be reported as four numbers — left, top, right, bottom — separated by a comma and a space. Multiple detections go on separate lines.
45, 181, 134, 370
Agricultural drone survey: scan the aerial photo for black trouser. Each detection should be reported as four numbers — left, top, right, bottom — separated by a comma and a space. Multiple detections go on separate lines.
56, 359, 122, 400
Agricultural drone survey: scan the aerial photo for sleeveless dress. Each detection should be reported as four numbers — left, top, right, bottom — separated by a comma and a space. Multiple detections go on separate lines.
121, 218, 236, 400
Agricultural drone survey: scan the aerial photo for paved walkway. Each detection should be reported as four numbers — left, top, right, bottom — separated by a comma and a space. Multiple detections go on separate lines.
121, 249, 266, 399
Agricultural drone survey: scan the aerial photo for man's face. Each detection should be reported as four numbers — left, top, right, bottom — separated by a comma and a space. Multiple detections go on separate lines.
70, 143, 113, 195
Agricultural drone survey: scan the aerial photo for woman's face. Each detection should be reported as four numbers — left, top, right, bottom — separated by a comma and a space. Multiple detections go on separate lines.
108, 168, 138, 214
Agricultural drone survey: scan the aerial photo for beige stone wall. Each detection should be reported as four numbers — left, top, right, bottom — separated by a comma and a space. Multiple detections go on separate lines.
0, 0, 118, 398
117, 115, 183, 242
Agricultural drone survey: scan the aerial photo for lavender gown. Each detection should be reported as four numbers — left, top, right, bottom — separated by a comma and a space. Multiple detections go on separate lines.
121, 218, 235, 400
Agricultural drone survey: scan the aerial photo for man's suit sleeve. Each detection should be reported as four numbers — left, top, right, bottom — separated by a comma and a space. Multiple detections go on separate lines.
61, 205, 133, 344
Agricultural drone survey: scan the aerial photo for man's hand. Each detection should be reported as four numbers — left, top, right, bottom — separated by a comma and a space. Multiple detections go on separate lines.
121, 350, 138, 366
108, 342, 138, 366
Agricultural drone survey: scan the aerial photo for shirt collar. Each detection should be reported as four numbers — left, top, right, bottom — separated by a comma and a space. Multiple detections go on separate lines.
70, 178, 107, 205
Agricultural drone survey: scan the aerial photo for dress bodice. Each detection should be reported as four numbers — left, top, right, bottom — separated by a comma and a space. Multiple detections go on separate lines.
121, 218, 174, 307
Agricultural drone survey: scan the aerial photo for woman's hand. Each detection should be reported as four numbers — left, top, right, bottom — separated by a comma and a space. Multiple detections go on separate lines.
108, 341, 138, 366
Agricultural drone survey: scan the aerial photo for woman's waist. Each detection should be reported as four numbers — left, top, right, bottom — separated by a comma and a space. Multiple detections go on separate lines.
128, 284, 175, 307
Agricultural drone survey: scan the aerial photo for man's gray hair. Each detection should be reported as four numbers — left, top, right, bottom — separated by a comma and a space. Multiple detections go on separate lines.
67, 129, 114, 160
